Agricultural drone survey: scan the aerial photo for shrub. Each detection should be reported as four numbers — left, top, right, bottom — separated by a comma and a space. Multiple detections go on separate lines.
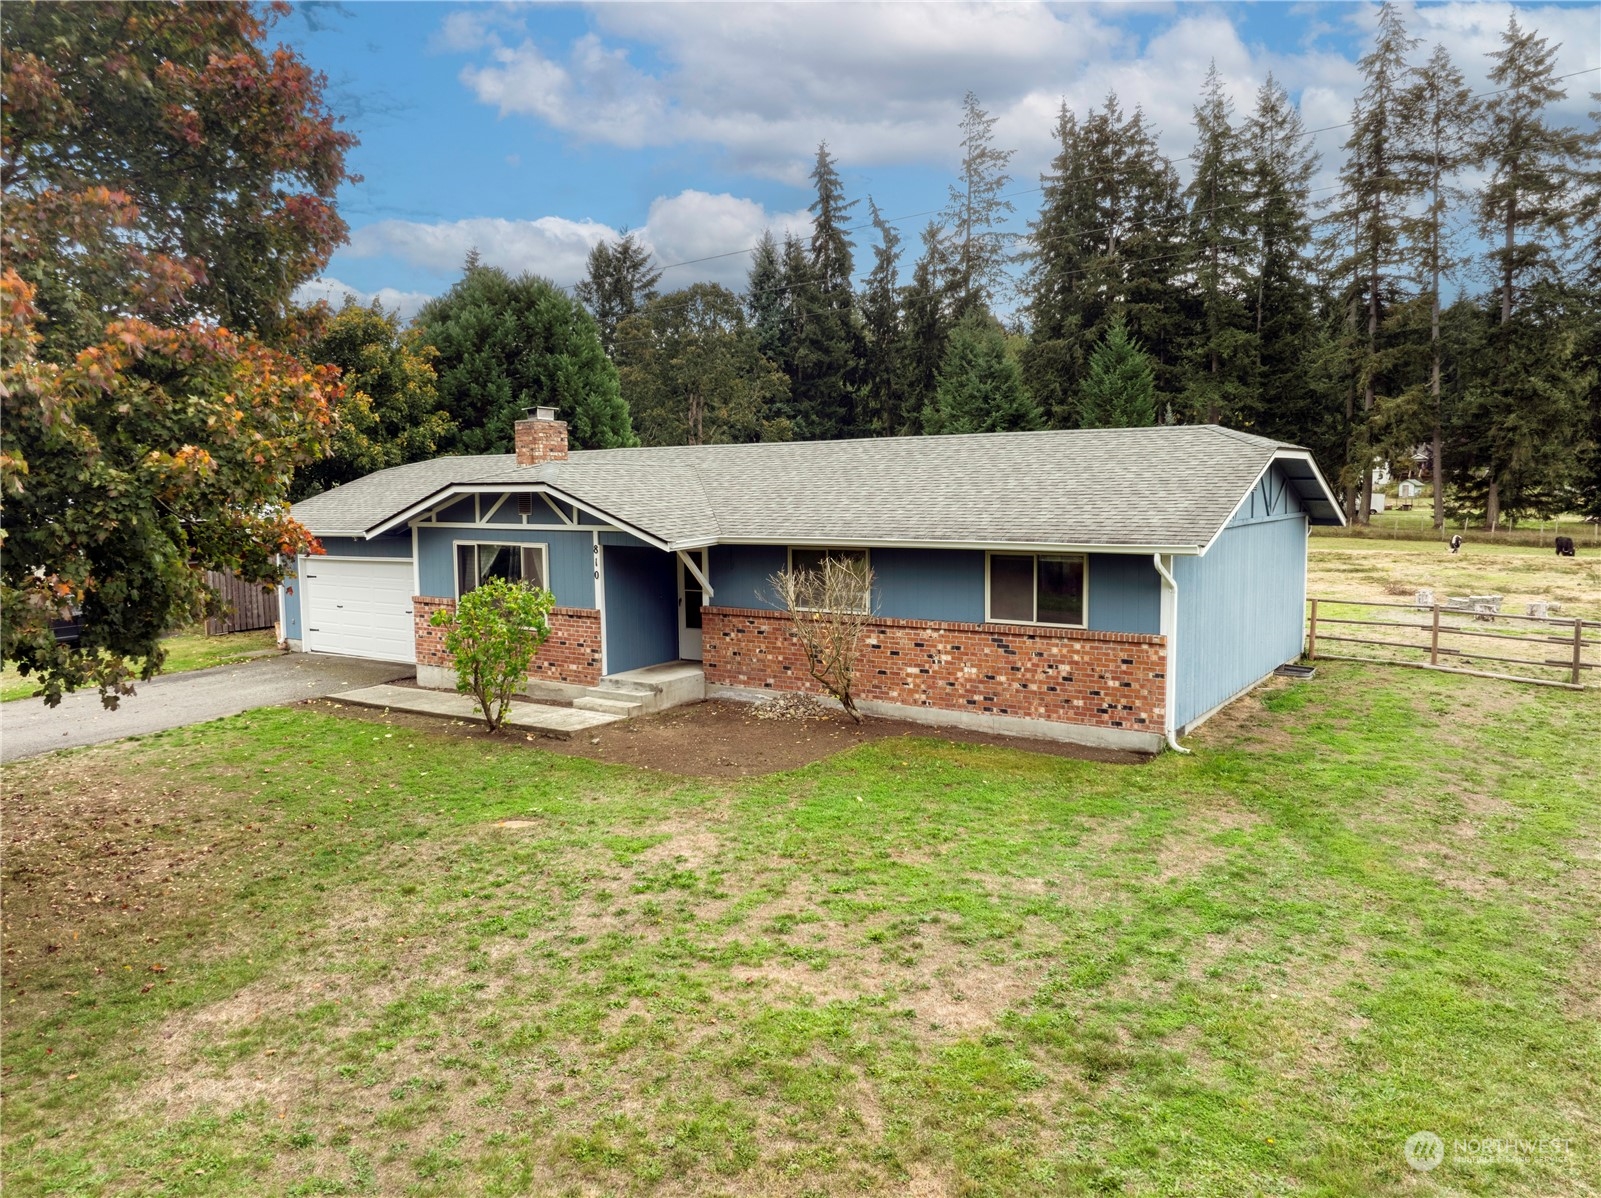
429, 577, 554, 731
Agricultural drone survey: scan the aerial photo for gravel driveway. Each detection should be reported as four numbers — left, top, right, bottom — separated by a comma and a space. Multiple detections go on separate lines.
0, 653, 414, 763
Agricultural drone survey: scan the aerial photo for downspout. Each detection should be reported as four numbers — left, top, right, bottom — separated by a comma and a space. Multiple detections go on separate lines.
1152, 553, 1191, 755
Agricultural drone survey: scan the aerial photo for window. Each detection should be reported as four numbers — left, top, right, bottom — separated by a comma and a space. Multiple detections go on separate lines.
986, 553, 1086, 626
787, 547, 870, 613
455, 543, 547, 598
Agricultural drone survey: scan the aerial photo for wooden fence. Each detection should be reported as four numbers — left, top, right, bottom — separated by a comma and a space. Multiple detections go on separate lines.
203, 570, 278, 636
1306, 597, 1599, 690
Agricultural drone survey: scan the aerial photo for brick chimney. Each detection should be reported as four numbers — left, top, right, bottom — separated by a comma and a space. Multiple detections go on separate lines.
514, 405, 568, 466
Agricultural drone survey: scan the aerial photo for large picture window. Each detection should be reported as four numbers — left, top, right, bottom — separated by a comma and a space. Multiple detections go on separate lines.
986, 553, 1086, 626
455, 542, 547, 598
787, 547, 871, 613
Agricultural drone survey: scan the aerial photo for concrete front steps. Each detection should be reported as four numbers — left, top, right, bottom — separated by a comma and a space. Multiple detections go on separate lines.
531, 661, 705, 720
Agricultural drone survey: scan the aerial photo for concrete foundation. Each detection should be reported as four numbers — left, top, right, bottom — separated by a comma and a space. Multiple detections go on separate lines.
707, 684, 1163, 754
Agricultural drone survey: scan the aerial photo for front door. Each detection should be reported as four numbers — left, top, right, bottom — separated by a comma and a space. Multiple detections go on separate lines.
678, 551, 704, 660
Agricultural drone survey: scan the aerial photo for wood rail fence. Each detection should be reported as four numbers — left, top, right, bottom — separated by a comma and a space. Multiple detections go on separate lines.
203, 570, 278, 636
1306, 598, 1599, 690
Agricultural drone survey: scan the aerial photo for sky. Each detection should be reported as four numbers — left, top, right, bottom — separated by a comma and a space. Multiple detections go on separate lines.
281, 1, 1601, 321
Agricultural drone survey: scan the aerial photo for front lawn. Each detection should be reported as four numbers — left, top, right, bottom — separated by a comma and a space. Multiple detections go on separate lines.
0, 629, 281, 703
2, 663, 1597, 1196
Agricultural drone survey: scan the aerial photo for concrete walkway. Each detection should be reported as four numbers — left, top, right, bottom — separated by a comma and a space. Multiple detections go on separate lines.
1, 653, 414, 763
331, 683, 623, 737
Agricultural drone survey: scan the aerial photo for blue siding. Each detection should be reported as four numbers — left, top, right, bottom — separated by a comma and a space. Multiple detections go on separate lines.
603, 546, 678, 672
709, 543, 1161, 633
416, 525, 596, 608
1229, 465, 1306, 526
279, 558, 302, 641
870, 548, 986, 622
1087, 553, 1161, 634
435, 497, 476, 523
1173, 514, 1308, 729
709, 545, 788, 609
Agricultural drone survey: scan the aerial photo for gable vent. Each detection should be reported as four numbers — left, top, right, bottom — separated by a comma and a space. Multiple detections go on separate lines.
518, 494, 534, 516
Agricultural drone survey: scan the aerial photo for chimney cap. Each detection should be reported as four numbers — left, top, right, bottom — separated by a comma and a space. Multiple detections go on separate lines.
527, 405, 559, 422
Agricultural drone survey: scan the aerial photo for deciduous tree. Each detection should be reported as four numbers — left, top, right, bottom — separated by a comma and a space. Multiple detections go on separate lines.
291, 300, 452, 500
616, 284, 790, 445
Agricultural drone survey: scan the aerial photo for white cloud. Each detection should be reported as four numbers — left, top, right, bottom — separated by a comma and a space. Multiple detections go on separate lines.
293, 276, 434, 322
444, 1, 1597, 189
316, 190, 816, 313
345, 214, 616, 285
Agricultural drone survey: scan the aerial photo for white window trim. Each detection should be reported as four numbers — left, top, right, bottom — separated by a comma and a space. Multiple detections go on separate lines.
785, 546, 872, 614
984, 551, 1089, 629
453, 541, 550, 601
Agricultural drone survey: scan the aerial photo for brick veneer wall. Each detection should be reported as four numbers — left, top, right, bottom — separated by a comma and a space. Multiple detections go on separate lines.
702, 606, 1166, 732
412, 596, 603, 686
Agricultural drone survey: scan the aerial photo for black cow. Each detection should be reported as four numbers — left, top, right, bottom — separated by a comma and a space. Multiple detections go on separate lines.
1449, 535, 1463, 555
1556, 536, 1575, 557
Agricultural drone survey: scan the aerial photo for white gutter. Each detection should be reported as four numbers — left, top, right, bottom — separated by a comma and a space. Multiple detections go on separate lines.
1152, 553, 1190, 755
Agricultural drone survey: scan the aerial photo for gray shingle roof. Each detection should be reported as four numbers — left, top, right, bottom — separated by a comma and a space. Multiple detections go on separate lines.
291, 425, 1342, 551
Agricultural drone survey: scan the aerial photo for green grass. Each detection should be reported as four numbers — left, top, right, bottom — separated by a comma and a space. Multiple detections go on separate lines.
0, 629, 280, 702
2, 664, 1598, 1196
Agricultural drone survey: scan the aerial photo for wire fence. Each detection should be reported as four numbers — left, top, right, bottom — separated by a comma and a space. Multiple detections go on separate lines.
1306, 597, 1599, 690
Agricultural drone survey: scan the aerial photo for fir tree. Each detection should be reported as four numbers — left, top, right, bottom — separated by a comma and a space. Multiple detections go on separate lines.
923, 312, 1041, 435
788, 144, 861, 439
575, 229, 662, 358
1322, 0, 1420, 521
859, 199, 904, 435
898, 222, 952, 434
942, 91, 1015, 317
1469, 16, 1596, 524
1246, 74, 1321, 453
1396, 43, 1479, 527
1022, 102, 1093, 427
1184, 63, 1256, 426
1078, 317, 1158, 429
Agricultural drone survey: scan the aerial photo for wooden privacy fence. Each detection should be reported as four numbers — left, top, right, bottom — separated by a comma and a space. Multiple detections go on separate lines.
1306, 597, 1599, 690
203, 570, 278, 636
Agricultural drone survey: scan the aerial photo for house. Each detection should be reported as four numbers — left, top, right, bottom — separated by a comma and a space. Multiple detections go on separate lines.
280, 409, 1343, 752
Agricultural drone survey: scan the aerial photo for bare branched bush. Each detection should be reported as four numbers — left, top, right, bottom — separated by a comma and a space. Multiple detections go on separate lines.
768, 556, 875, 723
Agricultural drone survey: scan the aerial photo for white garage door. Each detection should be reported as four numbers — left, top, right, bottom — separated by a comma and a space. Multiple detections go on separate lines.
303, 557, 416, 663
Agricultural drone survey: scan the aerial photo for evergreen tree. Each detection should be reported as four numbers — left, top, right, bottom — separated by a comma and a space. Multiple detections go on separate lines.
575, 229, 661, 358
1184, 63, 1256, 426
859, 199, 905, 435
746, 230, 787, 360
1079, 317, 1158, 429
1396, 43, 1479, 527
899, 222, 953, 433
1322, 0, 1420, 521
1470, 15, 1596, 525
923, 312, 1041, 435
1022, 94, 1187, 415
942, 91, 1016, 316
1246, 74, 1322, 452
787, 145, 861, 439
415, 261, 636, 454
1022, 102, 1093, 427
